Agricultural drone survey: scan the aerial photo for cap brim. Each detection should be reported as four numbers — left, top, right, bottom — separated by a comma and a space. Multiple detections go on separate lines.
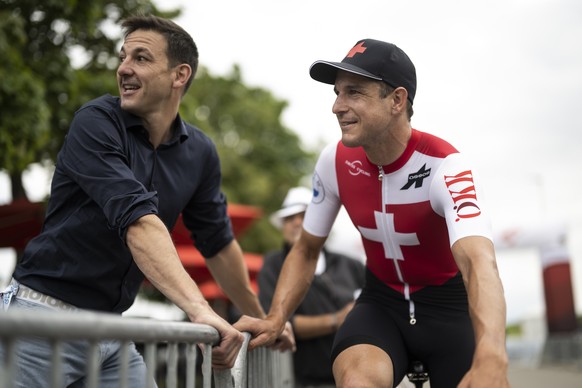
269, 204, 308, 229
309, 60, 382, 84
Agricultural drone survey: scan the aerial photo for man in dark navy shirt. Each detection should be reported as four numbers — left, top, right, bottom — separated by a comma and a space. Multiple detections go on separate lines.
2, 14, 293, 386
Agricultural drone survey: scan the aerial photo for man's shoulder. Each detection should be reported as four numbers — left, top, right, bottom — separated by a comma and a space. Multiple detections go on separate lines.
413, 128, 459, 157
181, 120, 213, 143
77, 94, 119, 113
73, 95, 144, 130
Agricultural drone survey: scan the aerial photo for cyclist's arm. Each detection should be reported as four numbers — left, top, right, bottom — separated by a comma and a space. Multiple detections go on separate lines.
234, 230, 326, 350
267, 230, 327, 329
452, 235, 510, 387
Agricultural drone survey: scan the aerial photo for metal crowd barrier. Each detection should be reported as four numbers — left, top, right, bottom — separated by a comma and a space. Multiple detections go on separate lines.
0, 309, 294, 388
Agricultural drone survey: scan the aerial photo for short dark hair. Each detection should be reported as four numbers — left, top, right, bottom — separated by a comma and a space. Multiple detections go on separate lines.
122, 15, 198, 93
379, 82, 414, 120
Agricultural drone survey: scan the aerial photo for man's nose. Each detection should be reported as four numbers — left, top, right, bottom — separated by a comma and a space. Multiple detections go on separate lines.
332, 95, 347, 115
117, 58, 133, 77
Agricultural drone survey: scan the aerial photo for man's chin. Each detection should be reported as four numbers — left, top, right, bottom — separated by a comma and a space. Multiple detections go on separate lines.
341, 135, 360, 148
119, 98, 137, 113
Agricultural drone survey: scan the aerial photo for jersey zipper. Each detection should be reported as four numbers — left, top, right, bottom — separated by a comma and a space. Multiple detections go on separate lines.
378, 165, 417, 325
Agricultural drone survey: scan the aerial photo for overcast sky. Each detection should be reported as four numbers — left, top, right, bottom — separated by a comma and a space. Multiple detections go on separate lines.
2, 0, 581, 324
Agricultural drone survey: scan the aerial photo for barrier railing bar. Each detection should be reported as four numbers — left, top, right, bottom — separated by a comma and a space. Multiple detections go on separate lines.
144, 342, 156, 388
201, 343, 213, 387
166, 341, 178, 388
0, 310, 220, 344
87, 340, 100, 388
185, 343, 197, 388
1, 338, 16, 388
50, 339, 63, 388
120, 340, 130, 388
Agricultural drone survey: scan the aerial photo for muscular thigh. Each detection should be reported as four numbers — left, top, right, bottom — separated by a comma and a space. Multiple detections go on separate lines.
331, 301, 409, 385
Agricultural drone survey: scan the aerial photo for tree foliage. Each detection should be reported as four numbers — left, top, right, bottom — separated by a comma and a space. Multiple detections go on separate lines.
0, 0, 315, 252
0, 9, 50, 197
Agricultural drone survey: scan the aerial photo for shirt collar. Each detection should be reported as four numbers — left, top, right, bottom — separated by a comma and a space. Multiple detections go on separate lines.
173, 113, 189, 143
119, 106, 189, 144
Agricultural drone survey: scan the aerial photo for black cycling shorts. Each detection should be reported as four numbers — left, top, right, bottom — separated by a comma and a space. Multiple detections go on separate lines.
331, 269, 475, 388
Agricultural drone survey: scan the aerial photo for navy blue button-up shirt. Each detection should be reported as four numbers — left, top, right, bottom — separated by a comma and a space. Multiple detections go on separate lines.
14, 94, 233, 313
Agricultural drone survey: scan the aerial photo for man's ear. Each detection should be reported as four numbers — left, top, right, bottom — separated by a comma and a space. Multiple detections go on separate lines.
392, 87, 408, 114
173, 64, 192, 89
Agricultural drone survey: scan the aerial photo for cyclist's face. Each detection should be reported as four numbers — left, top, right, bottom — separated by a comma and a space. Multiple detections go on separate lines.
332, 71, 395, 149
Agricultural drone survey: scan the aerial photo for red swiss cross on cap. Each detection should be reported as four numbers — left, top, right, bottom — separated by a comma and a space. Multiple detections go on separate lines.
346, 42, 367, 58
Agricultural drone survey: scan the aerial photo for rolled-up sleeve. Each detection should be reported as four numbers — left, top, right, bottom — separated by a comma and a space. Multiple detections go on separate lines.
59, 104, 159, 240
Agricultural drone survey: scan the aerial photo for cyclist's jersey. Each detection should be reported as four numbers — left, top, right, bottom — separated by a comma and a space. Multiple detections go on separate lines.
303, 129, 493, 318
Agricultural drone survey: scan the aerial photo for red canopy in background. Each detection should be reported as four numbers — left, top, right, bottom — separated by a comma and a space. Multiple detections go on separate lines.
173, 245, 263, 301
0, 199, 45, 251
171, 203, 262, 246
0, 200, 265, 301
170, 204, 264, 301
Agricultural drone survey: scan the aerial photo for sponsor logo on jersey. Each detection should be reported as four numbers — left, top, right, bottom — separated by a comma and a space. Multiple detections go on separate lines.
444, 170, 481, 222
345, 160, 371, 177
401, 163, 431, 190
312, 172, 325, 204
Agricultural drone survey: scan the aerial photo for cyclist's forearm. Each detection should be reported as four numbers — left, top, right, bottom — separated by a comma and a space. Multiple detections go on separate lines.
268, 231, 325, 326
452, 237, 508, 365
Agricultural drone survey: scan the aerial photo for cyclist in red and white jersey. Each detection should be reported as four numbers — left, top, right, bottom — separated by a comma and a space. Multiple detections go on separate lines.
236, 39, 509, 388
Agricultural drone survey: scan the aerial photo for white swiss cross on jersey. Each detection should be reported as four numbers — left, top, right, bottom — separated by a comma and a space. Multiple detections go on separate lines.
358, 211, 419, 260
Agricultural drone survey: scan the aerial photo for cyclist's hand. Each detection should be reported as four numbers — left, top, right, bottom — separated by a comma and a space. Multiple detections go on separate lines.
458, 361, 509, 388
233, 314, 284, 351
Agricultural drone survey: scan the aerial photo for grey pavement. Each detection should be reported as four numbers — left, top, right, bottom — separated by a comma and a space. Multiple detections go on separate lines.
397, 363, 582, 388
509, 364, 582, 388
